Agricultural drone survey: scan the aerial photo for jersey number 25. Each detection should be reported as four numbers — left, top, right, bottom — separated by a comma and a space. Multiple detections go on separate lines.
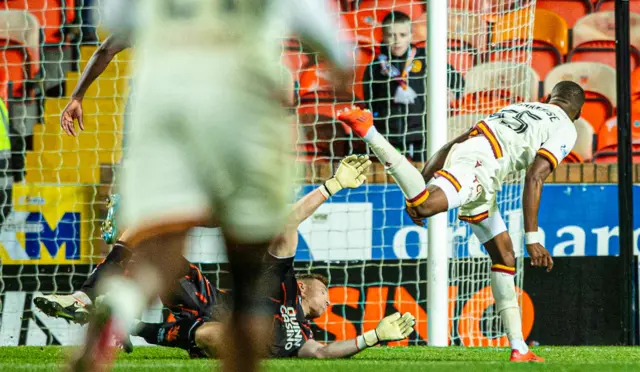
489, 109, 542, 134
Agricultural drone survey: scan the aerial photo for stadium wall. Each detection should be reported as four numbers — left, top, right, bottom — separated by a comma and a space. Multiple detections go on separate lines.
0, 256, 629, 346
0, 182, 637, 347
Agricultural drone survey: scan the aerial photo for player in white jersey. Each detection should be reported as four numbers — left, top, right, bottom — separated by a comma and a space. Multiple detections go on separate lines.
338, 81, 585, 362
69, 1, 354, 372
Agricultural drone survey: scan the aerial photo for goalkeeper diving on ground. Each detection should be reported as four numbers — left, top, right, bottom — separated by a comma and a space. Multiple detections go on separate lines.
34, 155, 416, 358
337, 81, 586, 363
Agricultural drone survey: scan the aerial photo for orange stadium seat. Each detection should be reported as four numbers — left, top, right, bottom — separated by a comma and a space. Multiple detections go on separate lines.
633, 67, 640, 96
349, 0, 425, 50
0, 10, 40, 98
536, 0, 593, 28
66, 0, 76, 24
491, 9, 534, 46
357, 0, 426, 21
281, 39, 313, 78
568, 40, 640, 71
596, 0, 640, 13
452, 91, 515, 116
342, 0, 426, 53
3, 0, 70, 44
532, 10, 570, 55
297, 99, 364, 159
0, 68, 9, 104
487, 41, 561, 81
342, 10, 379, 51
298, 64, 335, 100
562, 151, 583, 163
413, 12, 485, 74
412, 12, 426, 46
573, 11, 640, 51
445, 13, 487, 75
297, 48, 373, 102
593, 110, 640, 162
412, 11, 486, 52
449, 0, 528, 12
545, 62, 616, 133
448, 39, 478, 76
298, 51, 372, 103
492, 8, 569, 55
571, 117, 595, 161
465, 62, 540, 101
592, 146, 640, 163
448, 13, 487, 52
489, 9, 568, 80
597, 105, 640, 150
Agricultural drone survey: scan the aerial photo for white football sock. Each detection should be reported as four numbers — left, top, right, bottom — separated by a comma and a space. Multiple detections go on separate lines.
99, 276, 147, 334
364, 128, 426, 202
363, 126, 403, 166
491, 267, 529, 354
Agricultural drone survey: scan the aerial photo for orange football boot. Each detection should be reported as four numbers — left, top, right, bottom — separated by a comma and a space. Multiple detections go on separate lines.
336, 106, 374, 138
510, 349, 545, 362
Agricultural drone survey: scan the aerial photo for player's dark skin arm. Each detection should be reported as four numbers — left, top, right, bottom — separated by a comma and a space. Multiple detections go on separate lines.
71, 34, 130, 100
61, 34, 131, 136
522, 156, 555, 272
421, 128, 473, 183
404, 128, 474, 226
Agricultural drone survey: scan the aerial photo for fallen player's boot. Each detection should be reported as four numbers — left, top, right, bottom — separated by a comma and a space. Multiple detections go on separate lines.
101, 194, 120, 244
33, 294, 90, 324
67, 295, 125, 372
510, 349, 545, 362
67, 280, 142, 372
120, 334, 134, 354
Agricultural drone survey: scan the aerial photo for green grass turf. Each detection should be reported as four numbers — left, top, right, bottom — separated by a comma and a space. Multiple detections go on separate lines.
0, 346, 638, 372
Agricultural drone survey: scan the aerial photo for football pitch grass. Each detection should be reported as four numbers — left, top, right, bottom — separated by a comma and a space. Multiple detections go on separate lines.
0, 346, 639, 371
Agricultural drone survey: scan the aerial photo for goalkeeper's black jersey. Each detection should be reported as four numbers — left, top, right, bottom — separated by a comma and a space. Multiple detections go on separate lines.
266, 255, 314, 358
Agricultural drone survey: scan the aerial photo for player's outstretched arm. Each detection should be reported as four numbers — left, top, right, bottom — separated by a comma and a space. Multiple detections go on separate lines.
269, 155, 371, 258
523, 156, 554, 272
284, 0, 352, 70
60, 34, 130, 136
297, 312, 416, 358
281, 0, 354, 93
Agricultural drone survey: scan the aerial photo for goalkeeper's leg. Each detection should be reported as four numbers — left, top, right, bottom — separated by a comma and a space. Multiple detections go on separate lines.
470, 215, 544, 363
133, 315, 212, 358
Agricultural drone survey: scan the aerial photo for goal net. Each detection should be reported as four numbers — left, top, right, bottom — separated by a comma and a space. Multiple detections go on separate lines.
0, 0, 537, 347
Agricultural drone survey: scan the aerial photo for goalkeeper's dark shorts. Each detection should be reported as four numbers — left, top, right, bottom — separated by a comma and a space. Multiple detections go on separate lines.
162, 262, 231, 321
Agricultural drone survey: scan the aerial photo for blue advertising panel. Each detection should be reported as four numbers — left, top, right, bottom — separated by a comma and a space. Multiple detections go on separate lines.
292, 184, 640, 261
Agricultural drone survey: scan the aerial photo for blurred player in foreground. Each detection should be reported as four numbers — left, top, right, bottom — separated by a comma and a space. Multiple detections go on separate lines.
70, 1, 355, 370
338, 81, 585, 362
37, 156, 416, 358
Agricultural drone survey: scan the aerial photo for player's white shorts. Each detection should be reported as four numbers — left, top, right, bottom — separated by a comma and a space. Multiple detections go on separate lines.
430, 134, 503, 224
120, 50, 295, 245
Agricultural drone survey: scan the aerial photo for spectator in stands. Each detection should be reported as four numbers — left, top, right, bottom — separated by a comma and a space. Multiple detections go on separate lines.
363, 12, 465, 162
363, 11, 426, 161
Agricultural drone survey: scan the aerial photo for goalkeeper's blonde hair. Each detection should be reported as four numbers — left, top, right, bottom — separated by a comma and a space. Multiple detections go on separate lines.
297, 273, 329, 288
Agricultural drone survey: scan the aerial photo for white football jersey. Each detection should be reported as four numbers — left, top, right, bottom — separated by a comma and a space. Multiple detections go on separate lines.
477, 102, 577, 176
104, 0, 352, 70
